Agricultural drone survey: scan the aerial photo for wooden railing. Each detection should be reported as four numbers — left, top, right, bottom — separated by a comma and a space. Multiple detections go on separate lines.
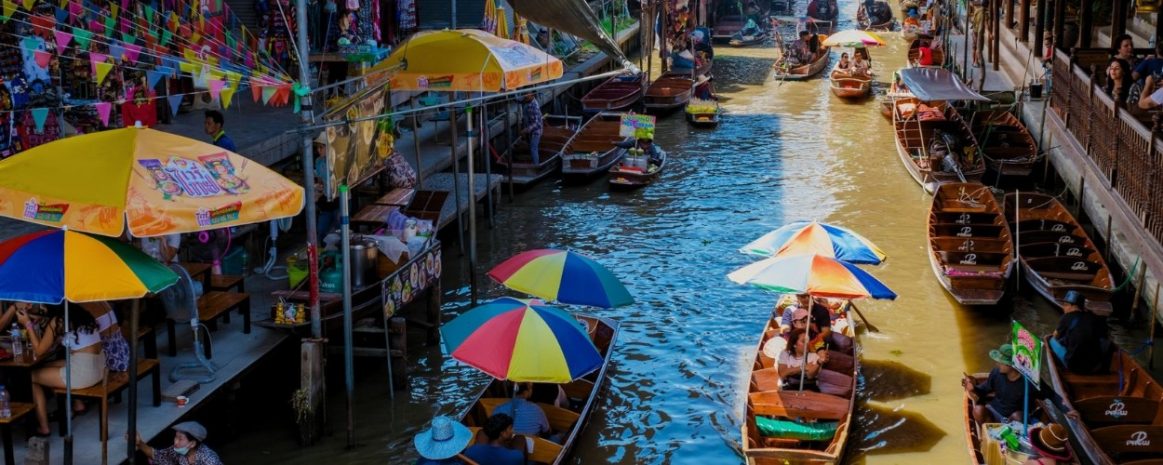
1048, 48, 1163, 246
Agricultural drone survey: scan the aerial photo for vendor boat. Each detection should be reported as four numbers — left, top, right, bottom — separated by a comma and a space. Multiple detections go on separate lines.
644, 74, 696, 114
713, 14, 748, 43
742, 296, 858, 465
561, 112, 632, 182
806, 0, 838, 32
891, 68, 989, 193
971, 110, 1039, 177
1003, 192, 1114, 315
858, 0, 895, 30
581, 74, 644, 114
498, 115, 580, 186
730, 30, 769, 47
458, 315, 619, 465
685, 98, 722, 127
829, 69, 872, 99
927, 183, 1014, 305
907, 36, 944, 67
609, 147, 666, 189
773, 47, 831, 81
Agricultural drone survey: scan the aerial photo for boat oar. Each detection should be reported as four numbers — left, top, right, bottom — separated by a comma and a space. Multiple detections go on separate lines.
849, 301, 881, 333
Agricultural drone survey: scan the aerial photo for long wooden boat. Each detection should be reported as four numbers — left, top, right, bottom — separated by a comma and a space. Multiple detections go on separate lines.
858, 1, 895, 30
892, 99, 986, 193
1043, 339, 1163, 465
928, 183, 1014, 305
971, 110, 1039, 177
581, 74, 644, 114
963, 372, 990, 465
730, 30, 769, 47
907, 36, 944, 67
644, 74, 695, 113
561, 112, 632, 182
1003, 192, 1115, 315
498, 115, 580, 186
829, 69, 872, 99
458, 315, 618, 465
963, 372, 1084, 465
773, 47, 831, 81
806, 0, 838, 32
713, 15, 747, 43
685, 98, 722, 127
609, 147, 666, 189
743, 297, 858, 465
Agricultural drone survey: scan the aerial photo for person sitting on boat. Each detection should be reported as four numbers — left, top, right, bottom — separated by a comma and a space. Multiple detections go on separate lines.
637, 138, 663, 166
496, 382, 552, 438
413, 416, 475, 465
853, 52, 871, 76
694, 74, 716, 100
672, 47, 697, 71
778, 328, 821, 391
530, 383, 569, 409
463, 414, 525, 465
1024, 423, 1073, 465
903, 9, 921, 29
1049, 291, 1113, 374
783, 293, 853, 353
740, 18, 762, 39
521, 93, 543, 165
788, 30, 813, 65
837, 53, 851, 72
962, 343, 1037, 424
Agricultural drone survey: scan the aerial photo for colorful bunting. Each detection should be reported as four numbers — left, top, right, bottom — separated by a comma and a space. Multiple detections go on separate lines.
72, 27, 92, 49
220, 86, 235, 109
67, 0, 80, 17
166, 94, 182, 118
261, 85, 275, 104
147, 70, 166, 89
94, 101, 111, 126
54, 7, 67, 23
21, 0, 33, 11
251, 84, 262, 102
88, 52, 106, 74
160, 29, 172, 46
104, 17, 114, 37
54, 29, 72, 50
30, 15, 53, 31
2, 0, 14, 20
32, 50, 50, 68
108, 42, 124, 62
121, 32, 136, 45
208, 79, 224, 101
123, 43, 141, 63
93, 61, 112, 85
30, 108, 48, 133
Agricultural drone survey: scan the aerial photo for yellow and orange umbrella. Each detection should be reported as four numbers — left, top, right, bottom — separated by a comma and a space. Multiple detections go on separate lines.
369, 29, 563, 92
495, 7, 511, 40
0, 127, 305, 237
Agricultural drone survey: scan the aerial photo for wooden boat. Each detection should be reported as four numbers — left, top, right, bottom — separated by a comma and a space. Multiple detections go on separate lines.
773, 47, 831, 81
927, 183, 1014, 305
685, 98, 722, 127
609, 147, 666, 189
498, 115, 580, 186
858, 0, 895, 30
742, 297, 858, 465
581, 74, 644, 114
458, 315, 619, 465
829, 69, 872, 99
714, 15, 747, 43
561, 112, 632, 182
971, 110, 1039, 177
730, 30, 769, 47
892, 99, 986, 193
1003, 192, 1115, 315
806, 0, 838, 32
644, 74, 695, 113
879, 98, 894, 120
907, 36, 945, 67
963, 372, 991, 465
963, 372, 1084, 465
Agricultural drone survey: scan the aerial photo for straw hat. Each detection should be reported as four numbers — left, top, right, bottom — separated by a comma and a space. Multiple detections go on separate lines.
1030, 423, 1072, 461
414, 416, 472, 460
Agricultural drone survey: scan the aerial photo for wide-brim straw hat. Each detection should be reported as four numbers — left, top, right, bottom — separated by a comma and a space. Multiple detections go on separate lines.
414, 416, 472, 460
1030, 424, 1072, 461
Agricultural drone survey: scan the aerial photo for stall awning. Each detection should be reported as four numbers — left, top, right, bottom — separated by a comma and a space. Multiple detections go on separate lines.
898, 68, 990, 102
506, 0, 634, 71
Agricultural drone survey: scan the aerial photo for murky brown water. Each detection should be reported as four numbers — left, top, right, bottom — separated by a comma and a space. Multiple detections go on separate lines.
220, 7, 1153, 465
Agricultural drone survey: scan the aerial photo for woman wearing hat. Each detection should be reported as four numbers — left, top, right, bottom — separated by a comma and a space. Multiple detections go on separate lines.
962, 343, 1037, 424
134, 421, 224, 465
414, 416, 475, 465
1025, 423, 1072, 464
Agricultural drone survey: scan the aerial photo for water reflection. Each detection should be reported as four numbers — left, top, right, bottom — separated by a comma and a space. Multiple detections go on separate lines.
851, 401, 947, 458
860, 359, 933, 402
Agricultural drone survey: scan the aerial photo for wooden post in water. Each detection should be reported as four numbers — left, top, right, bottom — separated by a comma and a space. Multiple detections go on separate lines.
1005, 0, 1015, 30
1151, 282, 1160, 368
300, 340, 325, 445
1132, 263, 1148, 319
1105, 215, 1114, 264
1076, 174, 1085, 218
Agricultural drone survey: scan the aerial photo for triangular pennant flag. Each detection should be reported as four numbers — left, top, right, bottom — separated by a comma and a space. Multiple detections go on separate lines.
220, 86, 235, 109
121, 32, 135, 45
30, 108, 48, 133
143, 4, 154, 21
160, 29, 171, 46
54, 7, 67, 23
54, 29, 71, 49
104, 17, 115, 37
123, 43, 140, 63
146, 69, 166, 88
261, 85, 275, 104
167, 94, 182, 118
109, 2, 118, 19
88, 18, 101, 33
208, 79, 224, 101
88, 52, 106, 74
2, 0, 15, 20
94, 101, 111, 126
30, 15, 53, 31
118, 16, 130, 34
94, 61, 112, 85
33, 50, 50, 68
21, 0, 34, 11
19, 36, 39, 56
251, 83, 262, 102
67, 0, 80, 17
72, 27, 92, 49
108, 41, 124, 61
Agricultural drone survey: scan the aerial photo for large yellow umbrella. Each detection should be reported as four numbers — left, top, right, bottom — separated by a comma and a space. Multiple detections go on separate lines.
495, 7, 510, 40
0, 127, 305, 237
369, 28, 563, 92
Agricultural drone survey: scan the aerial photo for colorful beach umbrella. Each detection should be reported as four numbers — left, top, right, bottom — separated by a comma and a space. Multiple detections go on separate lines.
488, 249, 633, 308
367, 29, 564, 92
0, 228, 179, 303
0, 127, 305, 237
441, 297, 602, 383
740, 221, 887, 264
821, 29, 886, 47
727, 253, 897, 300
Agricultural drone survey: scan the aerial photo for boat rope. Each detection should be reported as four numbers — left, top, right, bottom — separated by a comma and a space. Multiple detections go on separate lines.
1113, 257, 1142, 292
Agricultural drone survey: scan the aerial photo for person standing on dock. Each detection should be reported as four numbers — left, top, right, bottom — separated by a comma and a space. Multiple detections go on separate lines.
134, 421, 224, 465
204, 110, 238, 152
521, 93, 543, 165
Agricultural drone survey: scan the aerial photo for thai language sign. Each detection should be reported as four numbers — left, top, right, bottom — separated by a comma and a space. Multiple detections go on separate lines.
1011, 320, 1042, 387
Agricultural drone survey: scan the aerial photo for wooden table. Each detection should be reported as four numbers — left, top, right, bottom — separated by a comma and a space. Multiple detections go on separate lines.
0, 402, 32, 465
180, 262, 212, 290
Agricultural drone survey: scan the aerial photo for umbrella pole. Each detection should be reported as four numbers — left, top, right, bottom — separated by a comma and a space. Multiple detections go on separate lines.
127, 299, 140, 465
467, 106, 479, 307
64, 301, 73, 465
340, 185, 356, 448
800, 295, 809, 392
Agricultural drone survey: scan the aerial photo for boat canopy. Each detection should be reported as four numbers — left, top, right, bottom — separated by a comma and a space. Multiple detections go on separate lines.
898, 68, 990, 102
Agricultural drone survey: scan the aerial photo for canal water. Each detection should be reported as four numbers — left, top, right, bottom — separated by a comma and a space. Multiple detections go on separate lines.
220, 10, 1149, 465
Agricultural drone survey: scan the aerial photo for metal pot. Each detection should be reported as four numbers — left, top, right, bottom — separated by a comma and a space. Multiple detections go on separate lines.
349, 238, 379, 289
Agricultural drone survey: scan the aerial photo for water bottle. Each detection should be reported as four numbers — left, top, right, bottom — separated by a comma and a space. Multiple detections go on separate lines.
0, 385, 11, 419
10, 323, 22, 358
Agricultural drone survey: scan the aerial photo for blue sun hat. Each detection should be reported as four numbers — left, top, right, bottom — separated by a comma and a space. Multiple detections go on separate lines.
414, 416, 473, 460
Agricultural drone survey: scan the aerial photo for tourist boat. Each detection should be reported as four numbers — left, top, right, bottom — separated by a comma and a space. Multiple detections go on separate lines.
858, 0, 895, 30
970, 110, 1039, 178
609, 147, 666, 189
644, 74, 695, 113
498, 115, 580, 186
685, 98, 722, 127
1004, 192, 1115, 315
581, 74, 644, 114
879, 98, 894, 120
907, 36, 944, 67
730, 30, 769, 47
1042, 338, 1163, 465
458, 315, 619, 465
806, 0, 838, 32
742, 297, 857, 465
561, 112, 632, 182
829, 69, 872, 99
927, 183, 1014, 305
962, 372, 992, 465
713, 14, 748, 43
773, 47, 831, 81
891, 68, 989, 193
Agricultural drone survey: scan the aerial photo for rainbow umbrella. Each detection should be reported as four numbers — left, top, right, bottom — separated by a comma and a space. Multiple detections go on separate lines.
821, 29, 887, 47
488, 249, 633, 308
0, 229, 178, 303
740, 221, 886, 264
727, 253, 896, 300
441, 297, 602, 382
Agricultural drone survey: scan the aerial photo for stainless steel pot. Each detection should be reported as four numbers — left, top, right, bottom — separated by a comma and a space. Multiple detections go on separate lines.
349, 238, 379, 288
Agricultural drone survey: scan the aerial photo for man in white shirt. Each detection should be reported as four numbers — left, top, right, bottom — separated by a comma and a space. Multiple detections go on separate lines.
138, 234, 182, 264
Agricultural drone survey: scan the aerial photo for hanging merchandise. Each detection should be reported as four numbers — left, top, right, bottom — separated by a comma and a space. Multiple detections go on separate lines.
397, 0, 417, 37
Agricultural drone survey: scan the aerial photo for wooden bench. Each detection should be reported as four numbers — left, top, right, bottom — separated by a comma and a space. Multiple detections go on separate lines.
466, 426, 561, 465
0, 402, 32, 465
166, 291, 251, 357
477, 397, 580, 433
54, 359, 161, 439
209, 274, 245, 293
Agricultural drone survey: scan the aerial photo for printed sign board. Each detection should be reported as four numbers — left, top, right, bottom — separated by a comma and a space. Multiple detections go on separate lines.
1011, 320, 1042, 388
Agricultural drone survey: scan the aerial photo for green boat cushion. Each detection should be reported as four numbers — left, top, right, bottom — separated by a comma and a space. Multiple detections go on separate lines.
755, 416, 839, 441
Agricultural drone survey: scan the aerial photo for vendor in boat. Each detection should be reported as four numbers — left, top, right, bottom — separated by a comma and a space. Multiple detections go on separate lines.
1049, 291, 1113, 374
521, 93, 543, 165
789, 30, 813, 65
637, 137, 663, 166
496, 382, 552, 438
778, 328, 822, 391
962, 343, 1037, 424
694, 74, 716, 100
1024, 423, 1073, 465
903, 9, 922, 29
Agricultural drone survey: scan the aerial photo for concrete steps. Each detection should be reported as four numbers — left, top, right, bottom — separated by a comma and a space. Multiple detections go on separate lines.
1095, 11, 1157, 48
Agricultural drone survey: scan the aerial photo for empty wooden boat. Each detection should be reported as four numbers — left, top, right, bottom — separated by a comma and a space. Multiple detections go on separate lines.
743, 296, 857, 465
928, 183, 1013, 305
893, 99, 986, 193
581, 74, 644, 114
829, 69, 872, 99
458, 315, 619, 465
561, 112, 632, 182
773, 47, 831, 81
644, 74, 695, 113
499, 115, 580, 186
907, 36, 944, 67
714, 14, 748, 42
971, 110, 1039, 177
1004, 192, 1114, 315
858, 0, 895, 30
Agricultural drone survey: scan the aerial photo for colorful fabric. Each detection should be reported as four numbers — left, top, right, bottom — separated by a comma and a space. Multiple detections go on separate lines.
488, 249, 633, 308
740, 221, 886, 264
727, 253, 897, 300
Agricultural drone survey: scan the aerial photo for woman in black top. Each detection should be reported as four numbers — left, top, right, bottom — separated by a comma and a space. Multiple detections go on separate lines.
1105, 58, 1134, 106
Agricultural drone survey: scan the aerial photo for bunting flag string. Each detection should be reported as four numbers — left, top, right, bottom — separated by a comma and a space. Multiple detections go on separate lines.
93, 101, 111, 126
30, 107, 48, 133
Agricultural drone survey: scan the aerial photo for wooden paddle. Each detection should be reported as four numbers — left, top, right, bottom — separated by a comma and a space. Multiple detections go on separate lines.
849, 301, 881, 333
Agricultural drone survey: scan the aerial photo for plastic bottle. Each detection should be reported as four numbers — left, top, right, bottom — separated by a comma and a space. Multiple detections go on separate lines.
10, 323, 22, 357
0, 385, 11, 419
